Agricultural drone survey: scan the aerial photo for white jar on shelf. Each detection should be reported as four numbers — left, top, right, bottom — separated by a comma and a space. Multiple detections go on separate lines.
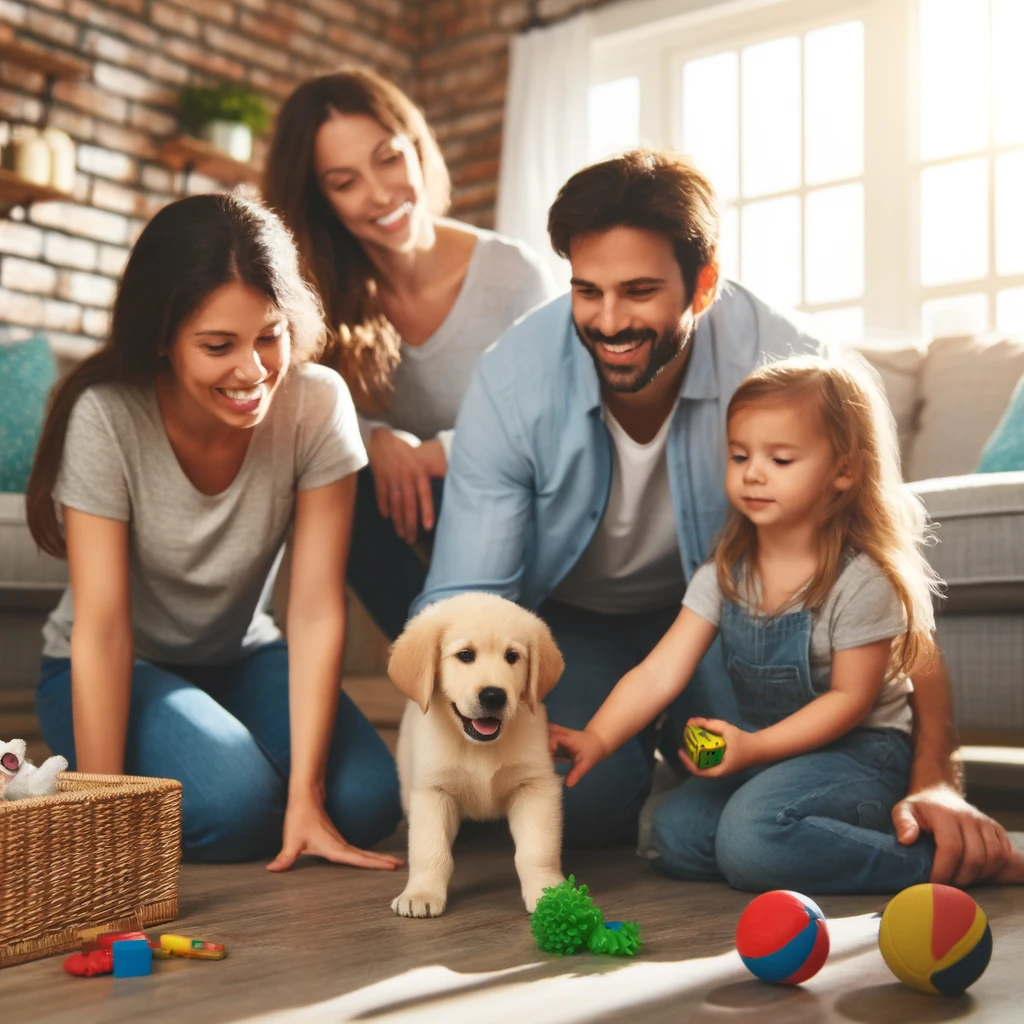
12, 127, 51, 186
202, 120, 252, 162
41, 127, 76, 194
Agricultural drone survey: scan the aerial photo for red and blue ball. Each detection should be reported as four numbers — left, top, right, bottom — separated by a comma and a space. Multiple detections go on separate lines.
736, 890, 830, 985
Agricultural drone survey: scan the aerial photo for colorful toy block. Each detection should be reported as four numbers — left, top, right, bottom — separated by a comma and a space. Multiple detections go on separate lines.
112, 938, 152, 978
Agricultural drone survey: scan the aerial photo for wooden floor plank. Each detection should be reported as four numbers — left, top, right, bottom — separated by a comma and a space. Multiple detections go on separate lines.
2, 823, 1022, 1024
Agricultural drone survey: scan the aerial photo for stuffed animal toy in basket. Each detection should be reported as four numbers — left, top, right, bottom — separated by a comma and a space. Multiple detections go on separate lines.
0, 739, 68, 800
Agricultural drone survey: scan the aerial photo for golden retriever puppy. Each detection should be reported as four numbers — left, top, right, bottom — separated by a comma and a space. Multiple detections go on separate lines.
388, 592, 565, 918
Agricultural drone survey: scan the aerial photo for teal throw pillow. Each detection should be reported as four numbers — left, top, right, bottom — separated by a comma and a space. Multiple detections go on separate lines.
976, 372, 1024, 473
0, 334, 57, 492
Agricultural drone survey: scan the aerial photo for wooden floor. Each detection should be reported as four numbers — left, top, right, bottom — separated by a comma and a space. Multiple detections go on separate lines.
3, 818, 1024, 1024
5, 676, 1024, 1022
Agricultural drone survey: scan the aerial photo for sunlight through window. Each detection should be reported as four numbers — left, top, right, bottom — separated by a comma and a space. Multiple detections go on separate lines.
742, 36, 801, 198
682, 52, 739, 200
805, 22, 864, 185
587, 77, 640, 161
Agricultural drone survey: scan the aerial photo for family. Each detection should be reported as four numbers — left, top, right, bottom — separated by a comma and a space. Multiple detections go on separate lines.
24, 68, 1023, 893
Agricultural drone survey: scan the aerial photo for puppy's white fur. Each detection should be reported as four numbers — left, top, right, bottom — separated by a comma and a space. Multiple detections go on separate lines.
388, 592, 565, 918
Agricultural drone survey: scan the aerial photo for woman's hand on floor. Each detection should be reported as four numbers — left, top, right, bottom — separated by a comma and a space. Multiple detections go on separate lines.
267, 798, 404, 873
368, 430, 446, 543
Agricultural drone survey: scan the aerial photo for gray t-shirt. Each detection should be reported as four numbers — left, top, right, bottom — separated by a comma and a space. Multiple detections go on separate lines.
683, 553, 912, 732
42, 363, 366, 665
359, 225, 560, 453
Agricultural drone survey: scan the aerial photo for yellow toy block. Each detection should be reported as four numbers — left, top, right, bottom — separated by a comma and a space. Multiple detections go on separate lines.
683, 724, 726, 769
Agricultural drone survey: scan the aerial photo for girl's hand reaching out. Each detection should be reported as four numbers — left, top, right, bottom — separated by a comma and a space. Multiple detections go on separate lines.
680, 718, 761, 778
548, 723, 608, 787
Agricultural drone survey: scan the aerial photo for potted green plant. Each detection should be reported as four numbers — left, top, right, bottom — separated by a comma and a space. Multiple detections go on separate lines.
178, 83, 271, 163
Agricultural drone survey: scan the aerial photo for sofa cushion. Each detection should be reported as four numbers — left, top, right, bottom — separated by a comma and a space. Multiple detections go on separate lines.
908, 333, 1024, 482
912, 472, 1024, 613
0, 334, 56, 492
0, 492, 67, 612
854, 338, 926, 470
977, 371, 1024, 473
937, 613, 1024, 734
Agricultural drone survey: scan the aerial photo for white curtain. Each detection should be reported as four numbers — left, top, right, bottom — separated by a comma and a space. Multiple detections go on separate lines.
495, 12, 593, 287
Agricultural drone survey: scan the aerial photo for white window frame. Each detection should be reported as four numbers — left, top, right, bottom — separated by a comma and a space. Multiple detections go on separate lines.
587, 0, 961, 339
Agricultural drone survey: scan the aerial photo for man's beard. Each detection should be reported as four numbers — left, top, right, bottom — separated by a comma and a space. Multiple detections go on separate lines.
574, 318, 692, 394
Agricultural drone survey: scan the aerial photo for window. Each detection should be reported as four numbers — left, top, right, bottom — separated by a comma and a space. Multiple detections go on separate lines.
676, 23, 865, 340
918, 0, 1024, 339
587, 0, 1024, 343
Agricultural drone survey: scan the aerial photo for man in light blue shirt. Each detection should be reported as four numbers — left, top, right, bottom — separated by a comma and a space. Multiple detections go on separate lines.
413, 150, 1017, 887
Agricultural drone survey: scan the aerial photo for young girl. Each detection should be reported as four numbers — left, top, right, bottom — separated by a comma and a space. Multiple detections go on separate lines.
550, 355, 945, 893
264, 69, 558, 639
26, 192, 402, 870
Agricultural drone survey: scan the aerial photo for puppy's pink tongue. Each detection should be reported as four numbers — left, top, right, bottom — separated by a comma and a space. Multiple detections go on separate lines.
473, 718, 500, 735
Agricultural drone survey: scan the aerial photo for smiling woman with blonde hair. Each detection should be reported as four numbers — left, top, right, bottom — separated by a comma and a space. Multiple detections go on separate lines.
264, 68, 559, 640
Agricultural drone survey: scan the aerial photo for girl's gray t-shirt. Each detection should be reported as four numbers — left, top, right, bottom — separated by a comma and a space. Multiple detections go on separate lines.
42, 363, 366, 666
683, 553, 913, 733
359, 226, 560, 450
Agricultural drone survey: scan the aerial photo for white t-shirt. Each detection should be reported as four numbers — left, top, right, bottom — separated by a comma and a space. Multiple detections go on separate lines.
43, 363, 366, 665
552, 406, 685, 614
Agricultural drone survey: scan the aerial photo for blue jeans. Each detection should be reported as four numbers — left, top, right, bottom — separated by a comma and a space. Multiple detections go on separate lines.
36, 640, 402, 863
648, 727, 935, 893
347, 465, 445, 641
539, 600, 739, 848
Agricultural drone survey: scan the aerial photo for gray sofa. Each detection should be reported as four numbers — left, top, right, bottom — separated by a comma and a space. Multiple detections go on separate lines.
1, 332, 1022, 741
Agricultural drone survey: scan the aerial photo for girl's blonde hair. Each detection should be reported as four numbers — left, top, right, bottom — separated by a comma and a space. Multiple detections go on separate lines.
714, 353, 941, 678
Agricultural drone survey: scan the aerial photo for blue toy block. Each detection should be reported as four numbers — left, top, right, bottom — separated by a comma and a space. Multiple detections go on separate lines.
112, 938, 152, 978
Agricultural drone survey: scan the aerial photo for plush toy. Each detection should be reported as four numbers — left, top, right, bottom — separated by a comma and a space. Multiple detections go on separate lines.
530, 876, 641, 956
0, 738, 68, 800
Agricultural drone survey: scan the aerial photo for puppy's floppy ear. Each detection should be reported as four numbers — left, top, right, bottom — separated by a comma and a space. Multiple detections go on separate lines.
525, 616, 564, 713
388, 605, 444, 714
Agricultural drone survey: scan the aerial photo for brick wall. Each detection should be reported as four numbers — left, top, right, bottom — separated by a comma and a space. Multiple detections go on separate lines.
416, 0, 610, 228
0, 0, 616, 348
0, 0, 414, 353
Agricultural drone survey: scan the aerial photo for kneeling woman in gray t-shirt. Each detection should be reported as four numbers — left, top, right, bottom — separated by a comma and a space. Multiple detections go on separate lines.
26, 192, 403, 868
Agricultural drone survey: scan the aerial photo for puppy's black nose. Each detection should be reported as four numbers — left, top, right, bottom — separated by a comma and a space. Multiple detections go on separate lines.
478, 687, 507, 711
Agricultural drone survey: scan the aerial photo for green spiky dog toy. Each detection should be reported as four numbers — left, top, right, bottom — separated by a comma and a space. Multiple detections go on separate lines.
530, 876, 641, 957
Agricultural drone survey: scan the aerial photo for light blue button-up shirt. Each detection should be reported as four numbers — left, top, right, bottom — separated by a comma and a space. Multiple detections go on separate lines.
412, 281, 821, 617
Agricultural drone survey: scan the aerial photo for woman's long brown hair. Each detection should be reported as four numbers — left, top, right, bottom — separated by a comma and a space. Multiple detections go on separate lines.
26, 191, 325, 558
714, 354, 942, 679
263, 68, 451, 411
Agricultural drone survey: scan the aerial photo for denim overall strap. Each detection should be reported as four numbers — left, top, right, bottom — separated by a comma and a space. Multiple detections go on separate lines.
720, 600, 815, 730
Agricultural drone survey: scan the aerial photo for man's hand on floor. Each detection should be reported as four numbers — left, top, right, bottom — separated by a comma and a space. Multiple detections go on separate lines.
892, 783, 1022, 885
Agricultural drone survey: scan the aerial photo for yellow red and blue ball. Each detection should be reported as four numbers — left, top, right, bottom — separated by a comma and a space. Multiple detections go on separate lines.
878, 883, 992, 995
735, 891, 830, 985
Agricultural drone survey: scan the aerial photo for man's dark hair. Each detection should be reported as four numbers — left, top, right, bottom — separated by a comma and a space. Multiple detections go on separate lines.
548, 149, 719, 300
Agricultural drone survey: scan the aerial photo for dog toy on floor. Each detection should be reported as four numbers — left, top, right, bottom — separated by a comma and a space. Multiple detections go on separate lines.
530, 876, 641, 956
0, 739, 67, 800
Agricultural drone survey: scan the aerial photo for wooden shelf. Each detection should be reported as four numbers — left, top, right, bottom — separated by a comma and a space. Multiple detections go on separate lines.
0, 166, 74, 208
159, 134, 261, 186
0, 32, 89, 79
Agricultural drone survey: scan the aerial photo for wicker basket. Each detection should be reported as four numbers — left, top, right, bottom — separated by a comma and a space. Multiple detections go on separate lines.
0, 771, 182, 968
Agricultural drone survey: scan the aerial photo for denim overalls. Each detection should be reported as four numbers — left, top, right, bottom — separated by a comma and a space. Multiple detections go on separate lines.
719, 599, 816, 731
646, 595, 934, 893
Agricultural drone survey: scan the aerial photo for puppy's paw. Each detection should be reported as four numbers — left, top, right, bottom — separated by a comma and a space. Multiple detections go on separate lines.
391, 889, 448, 918
520, 872, 565, 913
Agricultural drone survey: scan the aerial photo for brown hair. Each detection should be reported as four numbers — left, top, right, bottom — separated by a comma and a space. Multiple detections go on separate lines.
714, 354, 940, 679
26, 191, 325, 558
547, 148, 719, 301
263, 68, 451, 411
